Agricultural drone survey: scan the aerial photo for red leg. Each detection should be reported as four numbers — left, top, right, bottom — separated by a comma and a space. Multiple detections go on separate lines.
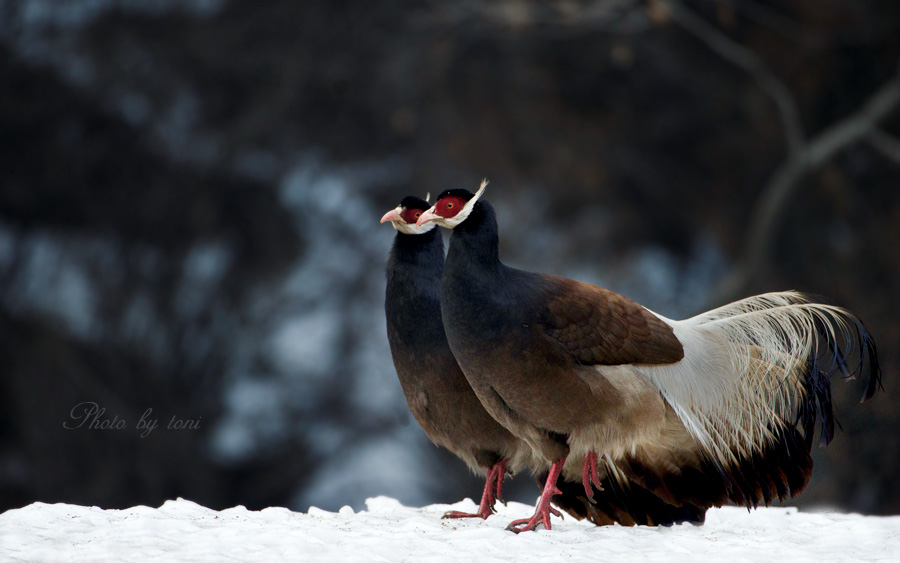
443, 459, 508, 520
590, 454, 603, 489
495, 458, 506, 504
506, 457, 566, 533
582, 451, 604, 503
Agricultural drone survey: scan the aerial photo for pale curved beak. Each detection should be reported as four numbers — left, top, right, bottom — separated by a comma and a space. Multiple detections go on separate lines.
380, 207, 402, 224
416, 206, 439, 227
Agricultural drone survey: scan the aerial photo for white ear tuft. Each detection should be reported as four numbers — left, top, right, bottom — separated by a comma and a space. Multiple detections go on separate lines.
474, 179, 488, 201
440, 178, 489, 228
425, 192, 431, 203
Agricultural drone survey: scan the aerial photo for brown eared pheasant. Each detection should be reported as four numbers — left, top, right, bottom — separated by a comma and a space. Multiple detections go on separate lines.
416, 181, 881, 533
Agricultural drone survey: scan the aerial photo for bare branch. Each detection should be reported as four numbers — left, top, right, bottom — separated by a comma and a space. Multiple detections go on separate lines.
719, 74, 900, 298
711, 0, 836, 48
866, 128, 900, 166
665, 0, 805, 158
421, 0, 652, 37
667, 0, 900, 299
806, 78, 900, 168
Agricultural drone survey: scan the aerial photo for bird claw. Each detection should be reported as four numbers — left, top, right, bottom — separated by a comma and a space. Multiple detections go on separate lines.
442, 458, 508, 521
506, 511, 551, 533
506, 457, 566, 533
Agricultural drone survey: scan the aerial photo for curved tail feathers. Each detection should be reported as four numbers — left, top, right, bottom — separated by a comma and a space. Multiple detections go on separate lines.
643, 291, 880, 465
588, 291, 883, 514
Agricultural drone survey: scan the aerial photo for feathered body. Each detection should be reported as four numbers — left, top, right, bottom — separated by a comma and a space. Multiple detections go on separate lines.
384, 197, 670, 524
424, 189, 880, 528
385, 222, 533, 476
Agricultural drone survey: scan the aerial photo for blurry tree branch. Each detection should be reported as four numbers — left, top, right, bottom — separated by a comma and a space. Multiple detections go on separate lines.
710, 0, 861, 48
723, 71, 900, 298
665, 0, 803, 157
665, 0, 900, 299
425, 0, 652, 36
867, 129, 900, 166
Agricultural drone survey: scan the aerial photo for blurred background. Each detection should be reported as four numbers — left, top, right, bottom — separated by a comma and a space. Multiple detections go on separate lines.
0, 0, 897, 516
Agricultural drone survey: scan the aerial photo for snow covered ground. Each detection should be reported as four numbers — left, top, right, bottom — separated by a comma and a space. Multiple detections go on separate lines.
1, 497, 898, 563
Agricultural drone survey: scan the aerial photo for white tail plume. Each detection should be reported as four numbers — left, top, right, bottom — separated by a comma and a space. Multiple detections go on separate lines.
637, 291, 879, 467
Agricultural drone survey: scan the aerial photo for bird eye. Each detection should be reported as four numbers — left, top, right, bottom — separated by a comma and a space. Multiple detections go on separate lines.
446, 202, 454, 209
415, 212, 421, 218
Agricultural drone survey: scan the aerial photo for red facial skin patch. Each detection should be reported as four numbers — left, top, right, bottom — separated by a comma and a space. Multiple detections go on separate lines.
434, 196, 467, 218
400, 208, 423, 224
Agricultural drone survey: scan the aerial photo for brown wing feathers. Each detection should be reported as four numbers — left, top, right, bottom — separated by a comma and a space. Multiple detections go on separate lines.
539, 276, 684, 366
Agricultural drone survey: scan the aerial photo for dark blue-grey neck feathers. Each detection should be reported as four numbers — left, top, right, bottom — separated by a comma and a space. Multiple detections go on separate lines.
386, 226, 444, 310
446, 199, 501, 268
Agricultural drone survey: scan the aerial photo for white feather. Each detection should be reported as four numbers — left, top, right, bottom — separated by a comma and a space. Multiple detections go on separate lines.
635, 291, 861, 467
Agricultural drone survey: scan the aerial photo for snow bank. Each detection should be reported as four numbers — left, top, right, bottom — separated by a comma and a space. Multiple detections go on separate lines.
1, 497, 898, 563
